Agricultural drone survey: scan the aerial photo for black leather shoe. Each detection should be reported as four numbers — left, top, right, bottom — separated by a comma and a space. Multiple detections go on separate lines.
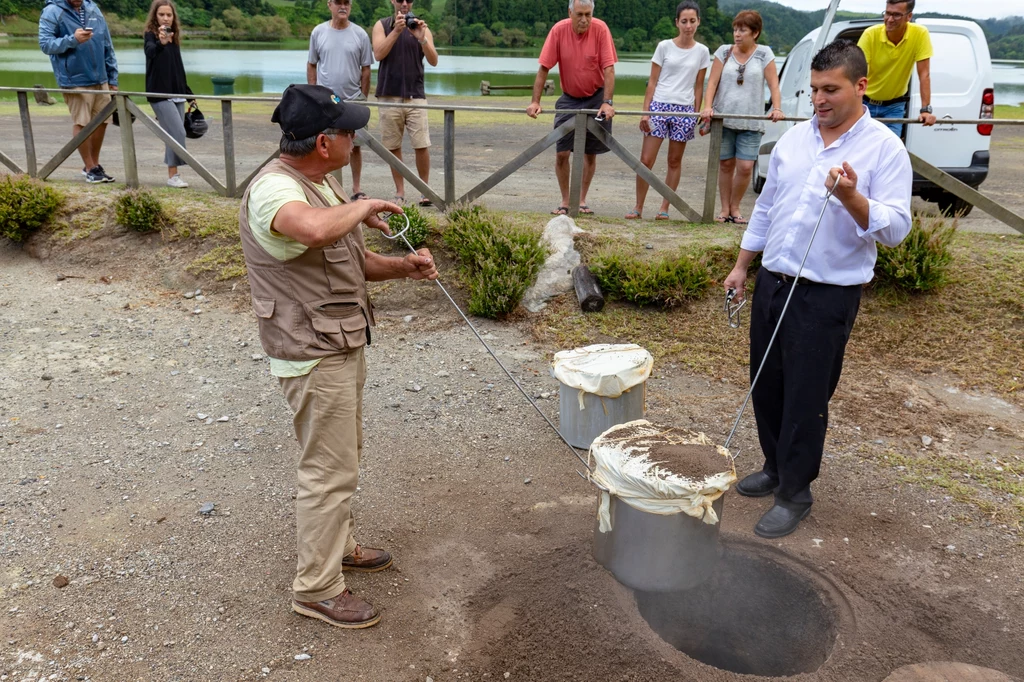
735, 471, 779, 497
754, 502, 812, 538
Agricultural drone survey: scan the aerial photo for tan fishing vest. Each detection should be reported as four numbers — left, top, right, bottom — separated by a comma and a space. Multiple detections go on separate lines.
238, 159, 375, 361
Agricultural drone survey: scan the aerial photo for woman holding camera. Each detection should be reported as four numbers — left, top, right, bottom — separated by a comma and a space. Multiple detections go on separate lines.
144, 0, 192, 188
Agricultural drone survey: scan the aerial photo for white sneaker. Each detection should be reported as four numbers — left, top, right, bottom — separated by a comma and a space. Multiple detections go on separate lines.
166, 174, 188, 188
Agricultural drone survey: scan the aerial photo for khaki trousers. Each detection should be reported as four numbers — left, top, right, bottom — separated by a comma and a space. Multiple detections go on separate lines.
279, 348, 365, 602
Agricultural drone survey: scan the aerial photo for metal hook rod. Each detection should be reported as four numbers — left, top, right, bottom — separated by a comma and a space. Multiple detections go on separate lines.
379, 212, 592, 470
724, 182, 838, 454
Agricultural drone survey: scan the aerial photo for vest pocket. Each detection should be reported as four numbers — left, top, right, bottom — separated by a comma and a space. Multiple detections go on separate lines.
306, 300, 367, 351
251, 297, 285, 355
323, 244, 359, 294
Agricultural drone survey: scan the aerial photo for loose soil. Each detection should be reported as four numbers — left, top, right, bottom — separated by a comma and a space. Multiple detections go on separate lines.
2, 119, 1024, 680
646, 443, 729, 481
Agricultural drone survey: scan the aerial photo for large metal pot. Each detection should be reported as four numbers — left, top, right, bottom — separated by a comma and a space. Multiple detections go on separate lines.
593, 493, 724, 592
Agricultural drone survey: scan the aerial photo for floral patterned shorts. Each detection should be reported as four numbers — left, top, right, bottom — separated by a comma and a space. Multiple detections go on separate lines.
647, 101, 697, 143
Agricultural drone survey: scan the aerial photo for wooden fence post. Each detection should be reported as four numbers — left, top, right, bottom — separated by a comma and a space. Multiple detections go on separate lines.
444, 109, 455, 206
17, 91, 37, 177
116, 94, 139, 188
567, 112, 587, 217
221, 99, 236, 197
702, 117, 724, 223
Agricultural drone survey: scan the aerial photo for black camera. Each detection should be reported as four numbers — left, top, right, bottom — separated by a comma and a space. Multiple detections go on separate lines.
404, 12, 420, 29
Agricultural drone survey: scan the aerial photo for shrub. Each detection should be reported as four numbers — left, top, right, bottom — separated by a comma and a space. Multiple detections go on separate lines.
114, 189, 165, 233
443, 205, 547, 318
0, 175, 63, 242
387, 203, 433, 249
873, 213, 956, 294
590, 247, 712, 308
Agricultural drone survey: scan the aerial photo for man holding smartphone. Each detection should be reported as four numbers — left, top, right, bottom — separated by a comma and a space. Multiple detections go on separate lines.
39, 0, 119, 184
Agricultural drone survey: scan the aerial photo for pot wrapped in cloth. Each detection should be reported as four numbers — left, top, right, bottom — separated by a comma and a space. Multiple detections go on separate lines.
589, 419, 737, 532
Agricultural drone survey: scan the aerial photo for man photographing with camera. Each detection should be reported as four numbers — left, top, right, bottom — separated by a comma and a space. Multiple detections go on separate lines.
372, 0, 438, 206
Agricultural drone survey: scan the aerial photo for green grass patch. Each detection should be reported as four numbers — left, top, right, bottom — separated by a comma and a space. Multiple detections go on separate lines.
187, 243, 248, 281
590, 245, 712, 308
0, 175, 64, 242
442, 204, 547, 318
114, 188, 166, 232
995, 104, 1024, 120
873, 213, 956, 297
866, 448, 1024, 525
388, 202, 433, 249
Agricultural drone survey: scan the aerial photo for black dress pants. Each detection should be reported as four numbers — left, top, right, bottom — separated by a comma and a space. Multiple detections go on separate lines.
748, 268, 862, 505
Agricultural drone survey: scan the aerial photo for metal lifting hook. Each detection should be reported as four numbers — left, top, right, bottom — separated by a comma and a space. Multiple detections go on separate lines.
378, 211, 594, 476
725, 288, 746, 329
722, 180, 839, 455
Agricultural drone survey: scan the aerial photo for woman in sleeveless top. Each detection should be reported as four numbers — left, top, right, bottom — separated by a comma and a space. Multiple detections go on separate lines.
700, 10, 783, 224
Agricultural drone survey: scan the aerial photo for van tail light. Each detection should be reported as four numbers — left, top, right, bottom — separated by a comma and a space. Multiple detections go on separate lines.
978, 88, 994, 136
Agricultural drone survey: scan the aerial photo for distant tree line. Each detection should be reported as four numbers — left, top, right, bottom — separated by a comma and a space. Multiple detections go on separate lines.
3, 0, 1020, 54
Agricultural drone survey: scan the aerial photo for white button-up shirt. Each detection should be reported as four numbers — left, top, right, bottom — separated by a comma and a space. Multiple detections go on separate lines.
741, 106, 913, 286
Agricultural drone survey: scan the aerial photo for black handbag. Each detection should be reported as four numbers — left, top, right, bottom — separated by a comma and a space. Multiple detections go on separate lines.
110, 95, 136, 127
184, 100, 208, 139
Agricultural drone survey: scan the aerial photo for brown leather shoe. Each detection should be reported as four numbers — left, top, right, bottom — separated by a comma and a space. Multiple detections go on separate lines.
342, 544, 393, 572
292, 589, 381, 629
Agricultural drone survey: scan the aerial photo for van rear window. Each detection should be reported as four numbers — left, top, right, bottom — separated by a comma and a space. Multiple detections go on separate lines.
929, 33, 976, 96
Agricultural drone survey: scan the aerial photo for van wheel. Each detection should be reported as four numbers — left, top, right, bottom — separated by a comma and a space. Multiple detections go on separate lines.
752, 159, 765, 194
936, 192, 973, 218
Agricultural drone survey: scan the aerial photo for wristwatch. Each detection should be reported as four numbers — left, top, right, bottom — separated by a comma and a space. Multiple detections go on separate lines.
602, 99, 613, 106
920, 105, 933, 114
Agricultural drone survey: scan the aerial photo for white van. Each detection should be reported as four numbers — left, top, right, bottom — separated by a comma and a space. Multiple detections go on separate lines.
755, 18, 994, 216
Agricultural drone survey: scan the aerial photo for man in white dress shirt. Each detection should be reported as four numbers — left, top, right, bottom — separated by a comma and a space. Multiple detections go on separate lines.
723, 39, 912, 538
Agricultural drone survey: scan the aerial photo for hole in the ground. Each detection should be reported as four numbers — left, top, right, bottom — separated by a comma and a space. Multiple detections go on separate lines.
635, 544, 838, 677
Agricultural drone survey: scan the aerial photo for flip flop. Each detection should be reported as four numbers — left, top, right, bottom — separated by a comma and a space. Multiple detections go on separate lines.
419, 197, 433, 207
625, 210, 642, 220
350, 192, 367, 201
394, 195, 405, 205
551, 206, 569, 215
578, 205, 594, 215
654, 212, 670, 221
715, 214, 733, 223
730, 214, 748, 224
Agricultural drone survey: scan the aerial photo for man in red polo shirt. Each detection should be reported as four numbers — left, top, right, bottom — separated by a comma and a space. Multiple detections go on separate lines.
526, 0, 617, 216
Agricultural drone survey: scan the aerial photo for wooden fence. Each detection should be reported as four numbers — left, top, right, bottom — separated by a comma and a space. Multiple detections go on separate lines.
1, 86, 1022, 234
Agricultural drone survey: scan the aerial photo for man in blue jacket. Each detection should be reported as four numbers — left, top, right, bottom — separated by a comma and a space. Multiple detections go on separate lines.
39, 0, 119, 183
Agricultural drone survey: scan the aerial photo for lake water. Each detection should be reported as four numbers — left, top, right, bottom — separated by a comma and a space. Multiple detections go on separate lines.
2, 38, 1023, 105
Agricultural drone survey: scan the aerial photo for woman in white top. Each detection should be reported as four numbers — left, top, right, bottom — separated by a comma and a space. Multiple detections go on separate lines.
627, 1, 710, 221
700, 10, 783, 224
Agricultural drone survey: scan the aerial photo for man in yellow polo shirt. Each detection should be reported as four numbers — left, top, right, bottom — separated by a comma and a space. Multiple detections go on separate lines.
857, 0, 936, 137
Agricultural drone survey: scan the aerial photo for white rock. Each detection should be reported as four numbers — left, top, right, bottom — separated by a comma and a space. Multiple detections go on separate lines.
403, 315, 414, 323
261, 667, 270, 674
196, 413, 207, 420
812, 538, 823, 548
921, 435, 933, 446
521, 215, 582, 313
294, 653, 311, 661
217, 416, 229, 422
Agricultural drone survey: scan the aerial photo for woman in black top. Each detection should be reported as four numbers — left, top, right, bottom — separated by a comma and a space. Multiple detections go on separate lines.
144, 0, 191, 188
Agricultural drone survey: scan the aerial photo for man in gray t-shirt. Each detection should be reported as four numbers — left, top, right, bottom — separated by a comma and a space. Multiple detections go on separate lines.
307, 0, 374, 199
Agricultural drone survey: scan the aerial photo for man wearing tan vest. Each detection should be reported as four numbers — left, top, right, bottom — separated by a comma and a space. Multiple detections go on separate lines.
239, 83, 437, 629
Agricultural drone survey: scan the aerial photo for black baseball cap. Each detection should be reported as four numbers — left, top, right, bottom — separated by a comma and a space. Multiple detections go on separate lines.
272, 84, 370, 140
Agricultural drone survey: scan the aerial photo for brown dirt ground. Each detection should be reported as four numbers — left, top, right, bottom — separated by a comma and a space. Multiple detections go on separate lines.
1, 105, 1023, 682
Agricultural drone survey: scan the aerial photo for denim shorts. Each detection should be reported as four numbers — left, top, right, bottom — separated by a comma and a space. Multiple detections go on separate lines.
719, 127, 762, 161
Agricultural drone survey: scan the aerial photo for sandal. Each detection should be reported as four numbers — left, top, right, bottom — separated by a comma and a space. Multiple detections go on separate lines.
394, 195, 405, 205
551, 206, 569, 215
578, 205, 594, 215
730, 214, 748, 225
350, 192, 368, 201
418, 196, 433, 207
715, 214, 734, 223
625, 210, 642, 220
654, 212, 670, 221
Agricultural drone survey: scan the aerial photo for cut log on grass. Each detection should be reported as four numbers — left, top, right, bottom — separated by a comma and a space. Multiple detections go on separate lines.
573, 265, 605, 312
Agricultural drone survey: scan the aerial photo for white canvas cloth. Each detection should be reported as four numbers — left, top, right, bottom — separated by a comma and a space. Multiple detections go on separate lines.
551, 344, 653, 401
589, 419, 737, 532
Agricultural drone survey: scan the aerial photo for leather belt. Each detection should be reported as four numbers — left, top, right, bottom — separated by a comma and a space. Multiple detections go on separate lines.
768, 270, 817, 286
863, 95, 909, 107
